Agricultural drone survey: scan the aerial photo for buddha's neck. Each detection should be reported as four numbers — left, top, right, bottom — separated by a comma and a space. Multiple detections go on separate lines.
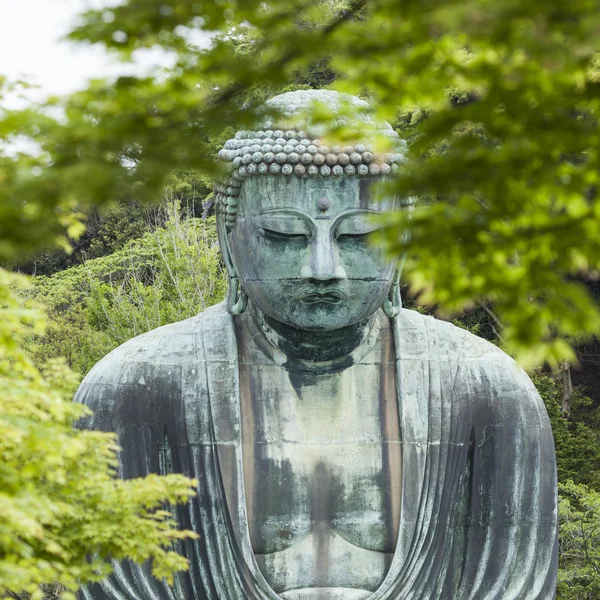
250, 304, 375, 363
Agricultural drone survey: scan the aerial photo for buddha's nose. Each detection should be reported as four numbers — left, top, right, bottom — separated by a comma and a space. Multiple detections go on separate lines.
301, 230, 347, 282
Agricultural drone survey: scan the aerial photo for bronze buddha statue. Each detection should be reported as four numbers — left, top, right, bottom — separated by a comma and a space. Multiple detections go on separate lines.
76, 90, 558, 600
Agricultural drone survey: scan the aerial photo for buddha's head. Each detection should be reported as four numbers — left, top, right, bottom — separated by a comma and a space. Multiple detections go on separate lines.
215, 90, 411, 332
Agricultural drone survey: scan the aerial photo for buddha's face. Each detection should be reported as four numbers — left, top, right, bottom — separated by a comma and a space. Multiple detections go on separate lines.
228, 176, 399, 331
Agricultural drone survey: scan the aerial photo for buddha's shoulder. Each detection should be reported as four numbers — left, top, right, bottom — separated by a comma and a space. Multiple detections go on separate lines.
76, 302, 233, 393
398, 308, 534, 389
398, 308, 501, 356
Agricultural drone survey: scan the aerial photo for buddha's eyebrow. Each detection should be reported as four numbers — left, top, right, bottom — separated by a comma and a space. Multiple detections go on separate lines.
255, 208, 310, 219
331, 208, 383, 228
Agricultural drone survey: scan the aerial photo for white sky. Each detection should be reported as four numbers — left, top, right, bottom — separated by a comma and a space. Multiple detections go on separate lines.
0, 0, 209, 105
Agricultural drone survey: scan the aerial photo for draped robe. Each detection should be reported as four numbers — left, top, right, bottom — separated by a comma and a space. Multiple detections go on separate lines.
75, 302, 558, 599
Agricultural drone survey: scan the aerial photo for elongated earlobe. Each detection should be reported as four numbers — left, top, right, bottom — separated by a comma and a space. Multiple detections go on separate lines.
382, 279, 401, 318
227, 275, 248, 315
216, 203, 248, 316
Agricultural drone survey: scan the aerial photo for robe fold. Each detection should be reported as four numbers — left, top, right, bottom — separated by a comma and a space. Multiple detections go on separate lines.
75, 302, 557, 599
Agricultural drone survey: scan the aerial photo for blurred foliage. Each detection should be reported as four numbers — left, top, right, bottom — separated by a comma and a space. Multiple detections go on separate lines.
4, 0, 600, 594
0, 82, 200, 597
1, 0, 600, 364
0, 268, 198, 598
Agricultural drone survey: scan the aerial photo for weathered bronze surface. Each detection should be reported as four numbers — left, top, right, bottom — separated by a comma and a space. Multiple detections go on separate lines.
76, 91, 558, 599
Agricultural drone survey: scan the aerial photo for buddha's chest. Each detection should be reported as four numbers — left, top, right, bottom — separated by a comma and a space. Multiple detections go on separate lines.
245, 433, 399, 553
239, 353, 401, 593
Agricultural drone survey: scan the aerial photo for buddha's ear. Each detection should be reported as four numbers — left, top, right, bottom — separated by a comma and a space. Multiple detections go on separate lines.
217, 215, 248, 315
216, 214, 238, 279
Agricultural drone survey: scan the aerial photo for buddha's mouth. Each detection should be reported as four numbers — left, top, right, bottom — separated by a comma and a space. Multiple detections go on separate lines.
292, 284, 350, 305
301, 293, 344, 305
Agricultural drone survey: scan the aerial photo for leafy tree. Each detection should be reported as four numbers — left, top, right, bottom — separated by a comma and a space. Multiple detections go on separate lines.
534, 374, 600, 491
0, 82, 199, 599
2, 0, 600, 365
558, 481, 600, 599
0, 269, 197, 598
28, 201, 226, 376
11, 199, 153, 277
8, 171, 213, 277
4, 0, 600, 595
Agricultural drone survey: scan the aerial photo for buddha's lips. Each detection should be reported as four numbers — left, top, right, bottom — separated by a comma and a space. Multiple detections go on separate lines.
292, 284, 350, 304
301, 293, 342, 305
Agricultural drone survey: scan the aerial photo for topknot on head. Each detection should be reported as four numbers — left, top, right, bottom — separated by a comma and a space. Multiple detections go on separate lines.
259, 90, 390, 134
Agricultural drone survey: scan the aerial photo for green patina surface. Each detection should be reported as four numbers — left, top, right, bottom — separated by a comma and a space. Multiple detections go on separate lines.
76, 90, 558, 600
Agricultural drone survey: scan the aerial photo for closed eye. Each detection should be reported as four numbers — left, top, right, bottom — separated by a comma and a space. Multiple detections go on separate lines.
334, 212, 382, 240
262, 228, 309, 241
336, 231, 372, 241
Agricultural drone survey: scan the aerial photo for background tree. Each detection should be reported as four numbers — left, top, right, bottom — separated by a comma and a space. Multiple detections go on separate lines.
0, 268, 198, 598
558, 481, 600, 599
3, 0, 600, 365
0, 83, 201, 599
5, 0, 600, 596
27, 199, 226, 375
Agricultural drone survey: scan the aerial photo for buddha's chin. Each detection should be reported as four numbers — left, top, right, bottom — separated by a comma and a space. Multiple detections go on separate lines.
249, 293, 380, 332
281, 305, 370, 332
